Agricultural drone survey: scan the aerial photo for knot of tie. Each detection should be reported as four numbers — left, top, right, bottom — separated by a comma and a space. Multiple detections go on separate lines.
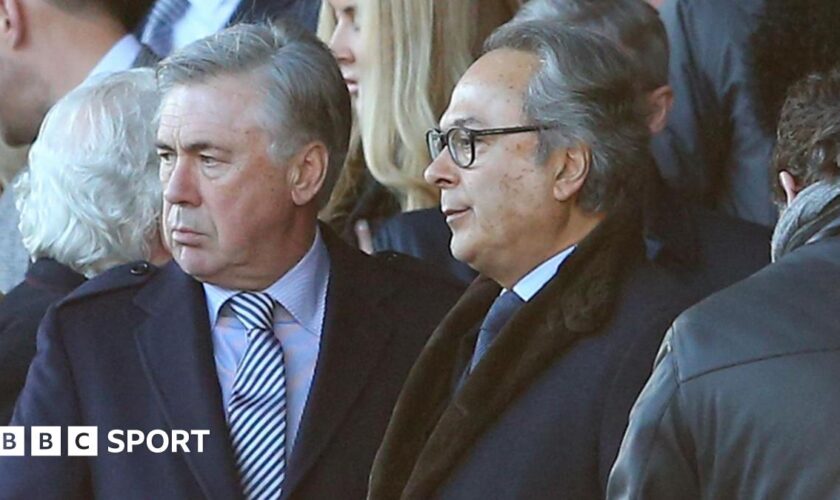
228, 292, 275, 340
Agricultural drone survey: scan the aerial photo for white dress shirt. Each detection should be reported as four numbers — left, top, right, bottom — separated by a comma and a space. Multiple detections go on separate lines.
171, 0, 240, 51
509, 246, 577, 301
203, 229, 330, 456
84, 34, 143, 85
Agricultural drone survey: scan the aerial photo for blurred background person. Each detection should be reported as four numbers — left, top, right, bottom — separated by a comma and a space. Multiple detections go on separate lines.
513, 0, 769, 303
657, 0, 840, 227
0, 68, 169, 424
608, 66, 840, 500
138, 0, 322, 58
0, 0, 156, 294
318, 0, 518, 283
656, 0, 775, 226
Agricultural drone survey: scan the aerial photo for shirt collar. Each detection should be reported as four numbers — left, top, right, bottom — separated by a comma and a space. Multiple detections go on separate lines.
188, 0, 235, 17
85, 34, 142, 84
204, 228, 330, 336
509, 245, 576, 301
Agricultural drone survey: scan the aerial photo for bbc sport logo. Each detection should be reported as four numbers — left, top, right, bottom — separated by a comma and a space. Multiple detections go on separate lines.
0, 427, 210, 456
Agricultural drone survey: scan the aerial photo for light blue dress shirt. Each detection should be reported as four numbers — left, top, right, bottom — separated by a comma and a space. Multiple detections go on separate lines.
203, 229, 330, 456
509, 245, 577, 301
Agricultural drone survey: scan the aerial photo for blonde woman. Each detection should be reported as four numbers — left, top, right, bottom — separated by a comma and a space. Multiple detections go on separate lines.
319, 0, 517, 281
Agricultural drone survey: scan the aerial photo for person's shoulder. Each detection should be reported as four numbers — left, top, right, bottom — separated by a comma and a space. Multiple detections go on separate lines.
669, 239, 840, 381
372, 250, 465, 295
689, 207, 771, 274
692, 208, 771, 245
56, 260, 162, 310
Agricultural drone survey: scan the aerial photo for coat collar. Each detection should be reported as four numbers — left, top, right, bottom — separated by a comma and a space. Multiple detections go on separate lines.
132, 226, 396, 499
641, 172, 698, 270
132, 261, 243, 500
369, 205, 644, 499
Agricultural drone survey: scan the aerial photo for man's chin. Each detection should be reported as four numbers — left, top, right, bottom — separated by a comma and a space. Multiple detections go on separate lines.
450, 237, 476, 268
173, 250, 214, 281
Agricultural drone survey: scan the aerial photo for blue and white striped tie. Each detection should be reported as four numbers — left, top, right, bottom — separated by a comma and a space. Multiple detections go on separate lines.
139, 0, 190, 57
227, 292, 287, 500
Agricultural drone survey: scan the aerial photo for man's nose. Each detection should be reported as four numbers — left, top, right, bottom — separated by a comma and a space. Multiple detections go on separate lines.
163, 159, 200, 207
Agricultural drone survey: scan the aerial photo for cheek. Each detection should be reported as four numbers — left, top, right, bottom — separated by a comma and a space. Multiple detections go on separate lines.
478, 172, 544, 236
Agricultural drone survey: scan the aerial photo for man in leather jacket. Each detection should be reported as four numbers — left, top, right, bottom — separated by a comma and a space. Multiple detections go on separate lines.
608, 68, 840, 499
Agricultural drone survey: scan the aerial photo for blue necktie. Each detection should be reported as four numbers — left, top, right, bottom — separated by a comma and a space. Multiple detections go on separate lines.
140, 0, 190, 57
227, 292, 288, 500
469, 291, 525, 372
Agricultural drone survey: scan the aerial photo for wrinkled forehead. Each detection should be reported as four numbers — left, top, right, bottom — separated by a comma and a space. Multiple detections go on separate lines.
157, 76, 269, 136
440, 49, 539, 129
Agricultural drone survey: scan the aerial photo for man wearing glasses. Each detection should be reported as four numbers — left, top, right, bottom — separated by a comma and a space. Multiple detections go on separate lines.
368, 21, 698, 500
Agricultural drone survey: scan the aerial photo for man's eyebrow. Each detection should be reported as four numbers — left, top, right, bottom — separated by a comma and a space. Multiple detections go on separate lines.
440, 117, 482, 129
154, 141, 232, 155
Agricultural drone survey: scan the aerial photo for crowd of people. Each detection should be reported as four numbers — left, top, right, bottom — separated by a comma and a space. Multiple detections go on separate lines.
0, 0, 838, 498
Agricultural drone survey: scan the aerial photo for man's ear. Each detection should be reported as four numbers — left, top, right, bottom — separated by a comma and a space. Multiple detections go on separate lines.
779, 170, 800, 206
288, 141, 329, 207
647, 84, 673, 134
0, 0, 25, 49
551, 144, 590, 203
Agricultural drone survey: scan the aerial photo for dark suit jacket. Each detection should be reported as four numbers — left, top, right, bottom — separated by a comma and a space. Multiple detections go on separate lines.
230, 0, 320, 32
1, 230, 462, 499
135, 0, 320, 51
642, 174, 770, 305
0, 259, 85, 424
369, 195, 769, 499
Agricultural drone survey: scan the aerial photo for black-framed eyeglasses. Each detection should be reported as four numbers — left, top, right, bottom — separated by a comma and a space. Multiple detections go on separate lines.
426, 125, 548, 169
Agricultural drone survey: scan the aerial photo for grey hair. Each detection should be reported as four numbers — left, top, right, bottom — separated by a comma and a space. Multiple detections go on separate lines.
515, 0, 668, 90
15, 68, 162, 278
156, 22, 352, 208
485, 21, 652, 213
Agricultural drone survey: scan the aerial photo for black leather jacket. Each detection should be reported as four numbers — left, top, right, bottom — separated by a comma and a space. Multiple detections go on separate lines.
608, 233, 840, 499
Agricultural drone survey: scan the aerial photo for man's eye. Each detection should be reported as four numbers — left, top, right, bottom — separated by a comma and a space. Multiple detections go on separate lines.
453, 136, 472, 152
157, 151, 174, 163
199, 155, 218, 167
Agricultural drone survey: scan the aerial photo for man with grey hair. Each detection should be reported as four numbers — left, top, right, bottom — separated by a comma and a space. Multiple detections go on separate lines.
516, 0, 673, 135
0, 68, 169, 424
0, 22, 461, 499
369, 21, 702, 500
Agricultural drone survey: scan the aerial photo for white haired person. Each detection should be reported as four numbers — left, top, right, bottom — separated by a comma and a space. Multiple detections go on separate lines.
0, 68, 169, 423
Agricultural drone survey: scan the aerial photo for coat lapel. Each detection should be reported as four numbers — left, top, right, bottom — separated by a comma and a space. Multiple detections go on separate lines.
282, 229, 395, 498
370, 207, 643, 499
133, 262, 243, 500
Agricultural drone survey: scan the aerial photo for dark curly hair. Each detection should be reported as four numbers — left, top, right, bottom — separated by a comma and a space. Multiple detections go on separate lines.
771, 69, 840, 203
750, 0, 840, 135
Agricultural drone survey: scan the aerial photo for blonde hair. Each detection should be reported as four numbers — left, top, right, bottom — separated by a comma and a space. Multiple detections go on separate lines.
319, 0, 518, 223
